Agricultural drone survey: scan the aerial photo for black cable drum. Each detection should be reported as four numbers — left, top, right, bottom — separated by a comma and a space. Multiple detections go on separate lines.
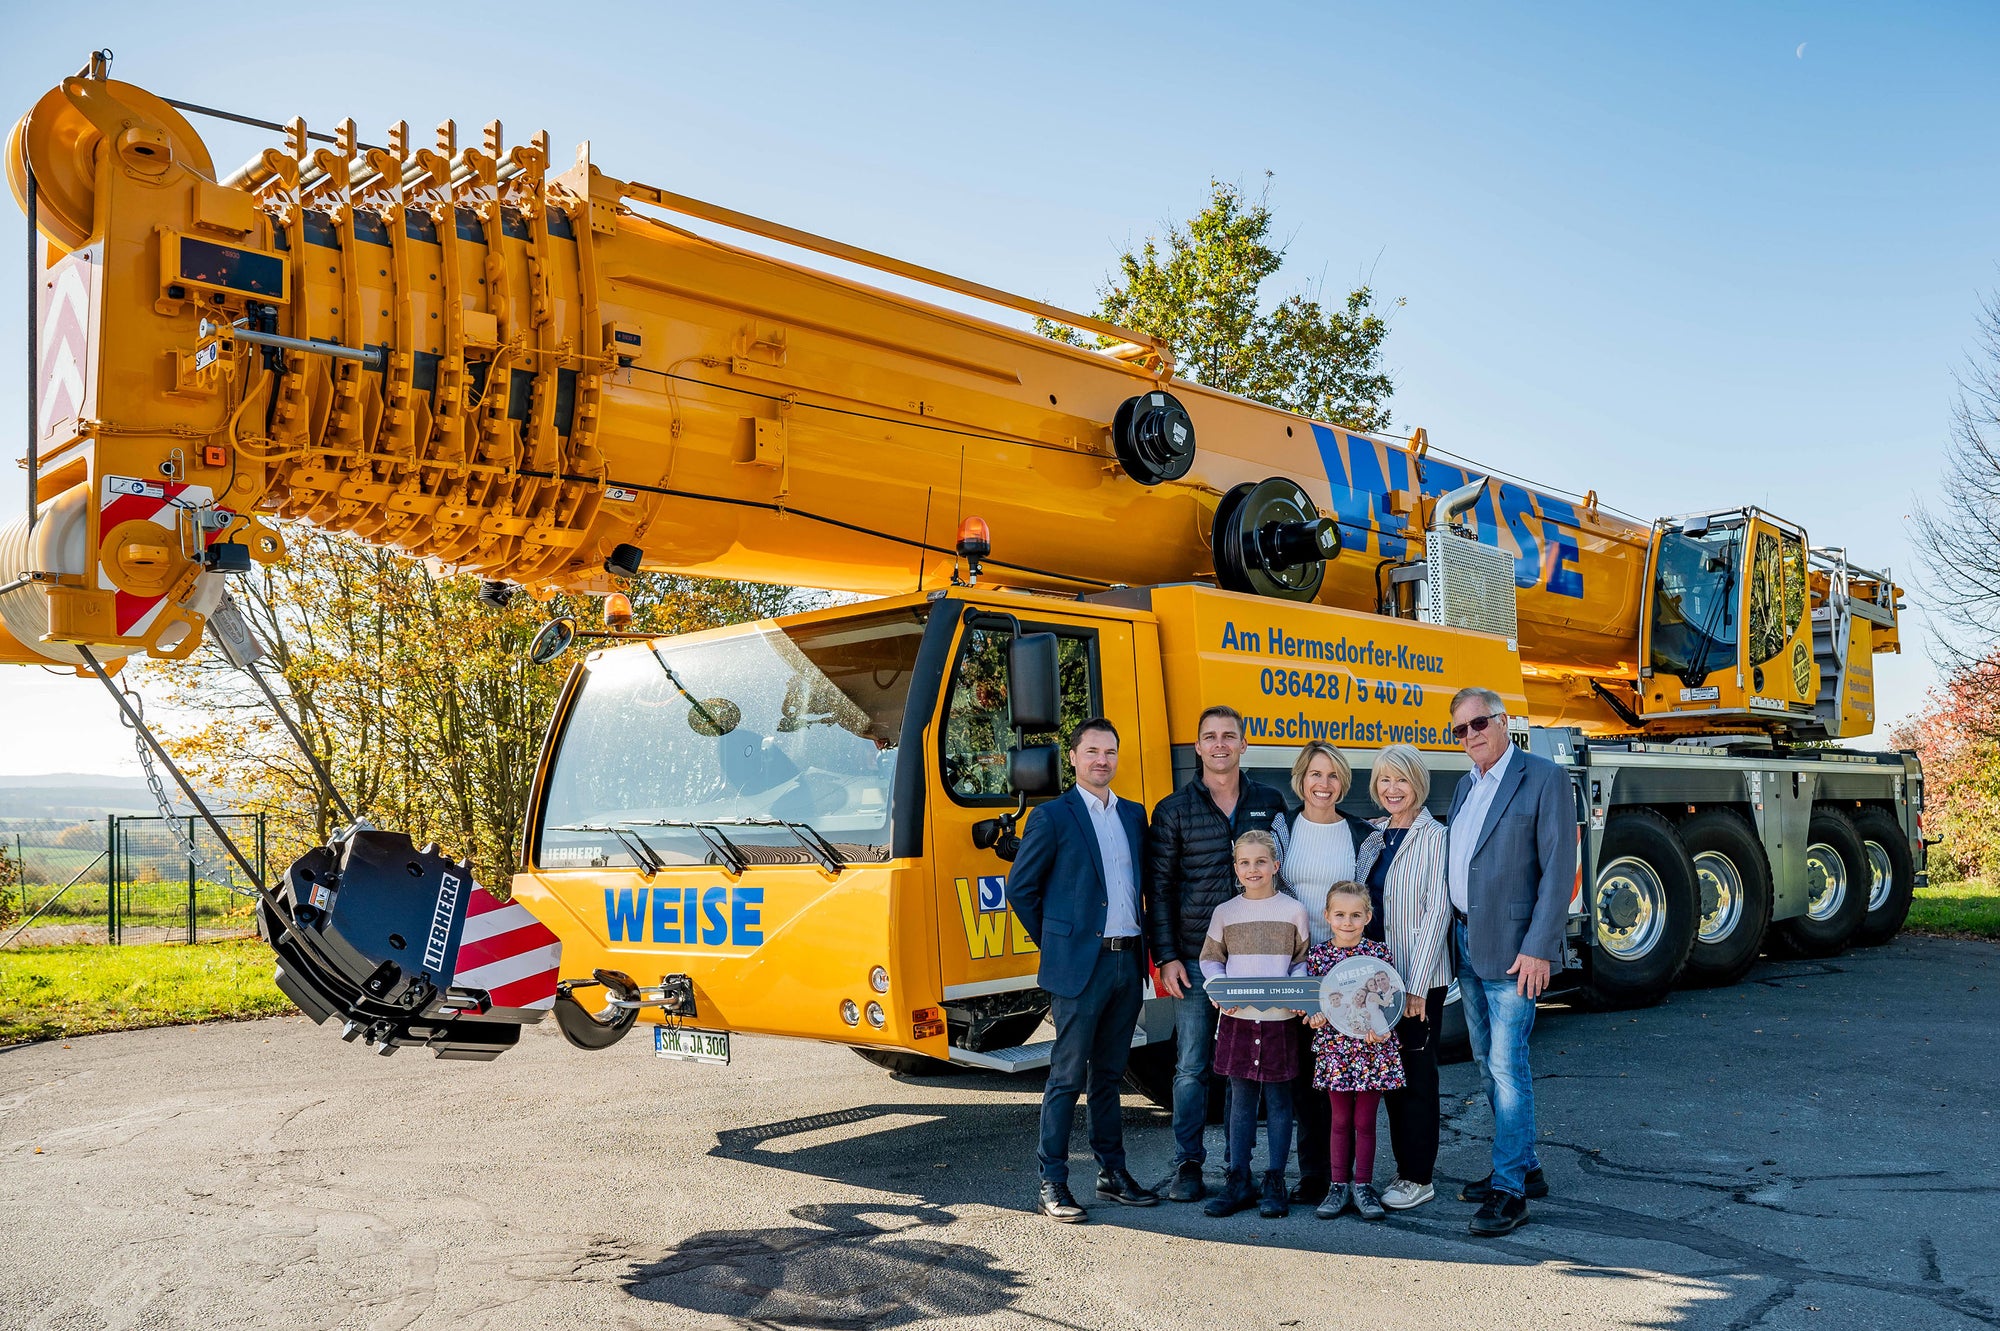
1211, 476, 1343, 602
1112, 390, 1197, 485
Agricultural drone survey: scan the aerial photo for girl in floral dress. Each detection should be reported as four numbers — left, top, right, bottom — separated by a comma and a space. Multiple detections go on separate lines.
1305, 880, 1406, 1221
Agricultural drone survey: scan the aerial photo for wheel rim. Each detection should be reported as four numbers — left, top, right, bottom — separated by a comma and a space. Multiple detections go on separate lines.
1692, 850, 1745, 945
1594, 855, 1668, 961
1863, 841, 1894, 912
1804, 841, 1849, 922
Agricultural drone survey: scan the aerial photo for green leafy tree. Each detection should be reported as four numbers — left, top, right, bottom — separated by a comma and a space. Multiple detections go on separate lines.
1039, 178, 1399, 431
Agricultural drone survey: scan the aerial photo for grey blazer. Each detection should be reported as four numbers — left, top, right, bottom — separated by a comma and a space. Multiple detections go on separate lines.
1444, 748, 1577, 980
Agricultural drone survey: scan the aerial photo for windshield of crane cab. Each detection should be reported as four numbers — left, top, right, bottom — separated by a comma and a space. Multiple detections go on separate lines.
1649, 525, 1743, 685
535, 607, 927, 869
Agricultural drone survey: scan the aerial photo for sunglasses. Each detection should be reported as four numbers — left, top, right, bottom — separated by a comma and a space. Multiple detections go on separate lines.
1452, 712, 1504, 742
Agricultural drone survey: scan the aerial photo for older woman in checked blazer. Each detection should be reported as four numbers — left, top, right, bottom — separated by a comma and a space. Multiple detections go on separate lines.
1350, 743, 1453, 1211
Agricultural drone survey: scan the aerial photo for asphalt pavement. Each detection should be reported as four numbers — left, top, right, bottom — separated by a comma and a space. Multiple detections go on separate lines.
1, 934, 1994, 1330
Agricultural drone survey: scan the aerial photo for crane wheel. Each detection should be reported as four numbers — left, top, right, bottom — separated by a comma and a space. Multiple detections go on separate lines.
1675, 810, 1773, 989
1849, 807, 1916, 947
1574, 809, 1698, 1010
1121, 1038, 1228, 1121
1768, 808, 1871, 958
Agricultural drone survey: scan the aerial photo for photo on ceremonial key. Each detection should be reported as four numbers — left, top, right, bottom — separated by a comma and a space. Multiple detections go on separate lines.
1320, 956, 1407, 1039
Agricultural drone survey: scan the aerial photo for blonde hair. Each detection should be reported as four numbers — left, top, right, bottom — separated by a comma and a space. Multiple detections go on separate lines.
1369, 743, 1432, 810
1233, 829, 1278, 860
1324, 879, 1371, 912
1290, 741, 1352, 803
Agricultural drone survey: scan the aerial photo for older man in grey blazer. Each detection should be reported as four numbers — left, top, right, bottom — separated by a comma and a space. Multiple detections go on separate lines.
1444, 686, 1576, 1237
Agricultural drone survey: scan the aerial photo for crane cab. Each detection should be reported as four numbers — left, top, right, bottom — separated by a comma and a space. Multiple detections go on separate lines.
1636, 508, 1899, 737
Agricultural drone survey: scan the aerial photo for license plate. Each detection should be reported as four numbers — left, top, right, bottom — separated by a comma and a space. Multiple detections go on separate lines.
654, 1025, 730, 1064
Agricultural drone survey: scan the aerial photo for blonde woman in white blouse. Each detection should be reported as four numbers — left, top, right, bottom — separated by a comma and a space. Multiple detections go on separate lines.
1351, 743, 1452, 1212
1272, 740, 1372, 1208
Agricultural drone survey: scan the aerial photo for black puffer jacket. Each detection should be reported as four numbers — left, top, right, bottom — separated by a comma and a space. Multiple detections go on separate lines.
1144, 773, 1292, 967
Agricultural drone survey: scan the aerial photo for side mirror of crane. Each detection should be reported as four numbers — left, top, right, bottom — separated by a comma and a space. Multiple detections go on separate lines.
1008, 633, 1062, 733
528, 616, 577, 666
1007, 744, 1062, 797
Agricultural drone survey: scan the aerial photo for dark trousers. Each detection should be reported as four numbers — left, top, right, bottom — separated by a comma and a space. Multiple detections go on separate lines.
1038, 947, 1144, 1184
1225, 1076, 1294, 1176
1383, 984, 1448, 1186
1292, 1051, 1329, 1183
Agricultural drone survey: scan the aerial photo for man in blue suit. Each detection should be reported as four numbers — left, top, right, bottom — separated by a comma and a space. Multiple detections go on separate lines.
1444, 685, 1578, 1236
1008, 716, 1160, 1222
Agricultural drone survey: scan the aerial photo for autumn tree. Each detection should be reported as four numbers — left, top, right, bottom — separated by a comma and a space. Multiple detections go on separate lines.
1912, 289, 2000, 743
1893, 651, 2000, 882
1038, 178, 1399, 431
145, 528, 810, 890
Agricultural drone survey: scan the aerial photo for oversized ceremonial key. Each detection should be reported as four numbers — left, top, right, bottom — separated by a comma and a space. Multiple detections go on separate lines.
1202, 960, 1408, 1032
1199, 975, 1323, 1021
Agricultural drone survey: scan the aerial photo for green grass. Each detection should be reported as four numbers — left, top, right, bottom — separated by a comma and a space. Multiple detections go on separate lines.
0, 939, 295, 1045
1907, 879, 2000, 941
8, 880, 257, 934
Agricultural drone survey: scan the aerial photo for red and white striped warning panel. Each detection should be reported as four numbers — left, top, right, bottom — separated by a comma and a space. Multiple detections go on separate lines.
96, 475, 215, 637
38, 247, 95, 434
451, 888, 561, 1014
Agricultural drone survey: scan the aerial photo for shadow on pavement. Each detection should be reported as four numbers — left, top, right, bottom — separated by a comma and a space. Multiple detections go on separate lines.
621, 1201, 1035, 1329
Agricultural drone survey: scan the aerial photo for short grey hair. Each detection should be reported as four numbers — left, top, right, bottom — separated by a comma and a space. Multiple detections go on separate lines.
1450, 686, 1507, 717
1370, 743, 1432, 809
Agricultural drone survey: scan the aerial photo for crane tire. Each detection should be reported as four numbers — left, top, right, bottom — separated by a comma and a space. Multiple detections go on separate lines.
1675, 810, 1773, 989
1122, 1036, 1228, 1122
1850, 807, 1917, 947
1575, 808, 1699, 1010
1768, 807, 1871, 958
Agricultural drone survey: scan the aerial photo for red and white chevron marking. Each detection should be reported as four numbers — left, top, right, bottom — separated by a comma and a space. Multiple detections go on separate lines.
96, 476, 214, 637
451, 887, 561, 1013
39, 249, 93, 429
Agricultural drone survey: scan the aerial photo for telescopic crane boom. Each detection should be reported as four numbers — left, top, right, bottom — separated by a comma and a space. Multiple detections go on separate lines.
4, 58, 1899, 742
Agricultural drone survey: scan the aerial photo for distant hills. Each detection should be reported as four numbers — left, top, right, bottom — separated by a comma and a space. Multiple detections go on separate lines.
0, 774, 171, 821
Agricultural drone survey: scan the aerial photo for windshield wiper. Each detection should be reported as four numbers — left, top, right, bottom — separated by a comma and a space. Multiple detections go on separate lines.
618, 817, 847, 874
620, 819, 748, 876
707, 817, 847, 874
555, 823, 665, 877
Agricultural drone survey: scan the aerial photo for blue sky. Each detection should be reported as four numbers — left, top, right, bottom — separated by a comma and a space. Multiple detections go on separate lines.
3, 1, 1995, 773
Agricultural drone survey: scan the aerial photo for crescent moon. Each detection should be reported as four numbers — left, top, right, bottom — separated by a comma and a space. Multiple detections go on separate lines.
1796, 42, 1807, 57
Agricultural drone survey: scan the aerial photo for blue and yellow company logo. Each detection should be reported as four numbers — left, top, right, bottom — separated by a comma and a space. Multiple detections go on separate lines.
954, 875, 1037, 960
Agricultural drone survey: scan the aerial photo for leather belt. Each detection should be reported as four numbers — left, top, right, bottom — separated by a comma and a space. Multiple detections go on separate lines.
1452, 909, 1470, 927
1102, 936, 1140, 952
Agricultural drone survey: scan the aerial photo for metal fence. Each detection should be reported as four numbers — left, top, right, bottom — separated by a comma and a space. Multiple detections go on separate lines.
2, 813, 266, 946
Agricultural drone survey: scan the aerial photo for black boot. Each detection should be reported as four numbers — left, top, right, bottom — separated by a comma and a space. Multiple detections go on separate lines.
1258, 1171, 1290, 1218
1202, 1170, 1257, 1218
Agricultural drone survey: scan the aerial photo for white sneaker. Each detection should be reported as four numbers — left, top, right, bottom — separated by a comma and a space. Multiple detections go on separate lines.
1380, 1178, 1435, 1210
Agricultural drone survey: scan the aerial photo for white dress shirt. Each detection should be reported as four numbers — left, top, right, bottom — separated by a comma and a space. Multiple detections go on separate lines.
1447, 740, 1514, 914
1079, 786, 1141, 938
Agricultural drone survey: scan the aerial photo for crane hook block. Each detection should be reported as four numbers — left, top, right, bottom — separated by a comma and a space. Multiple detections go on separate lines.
1112, 391, 1196, 485
262, 828, 562, 1060
1211, 476, 1342, 603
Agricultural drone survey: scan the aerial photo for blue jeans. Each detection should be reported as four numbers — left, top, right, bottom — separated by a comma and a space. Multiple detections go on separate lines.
1039, 947, 1144, 1185
1455, 920, 1541, 1197
1225, 1077, 1293, 1177
1171, 969, 1220, 1166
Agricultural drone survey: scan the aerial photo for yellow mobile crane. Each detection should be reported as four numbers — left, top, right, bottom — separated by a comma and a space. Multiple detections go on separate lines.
4, 57, 1919, 1085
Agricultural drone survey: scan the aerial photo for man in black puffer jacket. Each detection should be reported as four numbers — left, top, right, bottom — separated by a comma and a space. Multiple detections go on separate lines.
1145, 704, 1291, 1203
